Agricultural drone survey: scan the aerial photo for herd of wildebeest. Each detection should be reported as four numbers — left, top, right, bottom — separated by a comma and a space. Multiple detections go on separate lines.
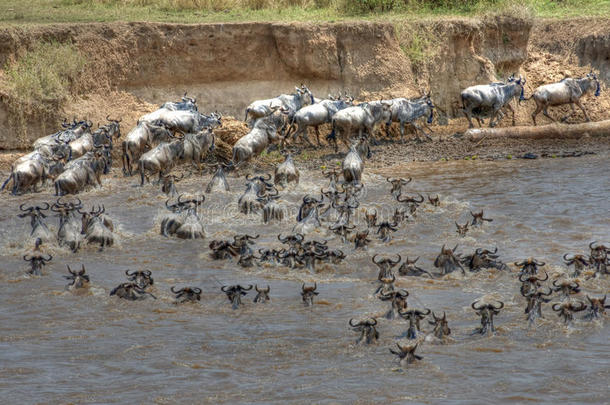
4, 71, 608, 369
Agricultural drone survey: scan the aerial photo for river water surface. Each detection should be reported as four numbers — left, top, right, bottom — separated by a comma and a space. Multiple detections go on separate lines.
0, 155, 609, 404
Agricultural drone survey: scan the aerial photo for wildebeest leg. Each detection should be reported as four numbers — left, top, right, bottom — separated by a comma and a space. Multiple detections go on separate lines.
139, 162, 146, 186
399, 121, 406, 143
1, 173, 11, 192
531, 103, 543, 126
462, 108, 475, 128
314, 126, 322, 146
561, 103, 576, 122
574, 100, 590, 122
542, 107, 556, 123
412, 122, 432, 142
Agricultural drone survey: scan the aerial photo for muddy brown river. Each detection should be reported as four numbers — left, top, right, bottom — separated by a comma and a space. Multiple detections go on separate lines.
1, 154, 609, 404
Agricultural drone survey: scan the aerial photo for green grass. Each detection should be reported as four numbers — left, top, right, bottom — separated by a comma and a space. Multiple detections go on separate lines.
2, 41, 85, 138
0, 0, 608, 25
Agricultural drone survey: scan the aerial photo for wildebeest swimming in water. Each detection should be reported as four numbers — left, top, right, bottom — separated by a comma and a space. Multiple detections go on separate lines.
389, 342, 422, 367
583, 295, 610, 320
470, 210, 493, 227
379, 289, 409, 320
428, 312, 451, 340
514, 257, 546, 276
301, 283, 319, 307
398, 308, 430, 339
171, 286, 202, 304
552, 301, 587, 324
455, 221, 469, 237
349, 318, 379, 344
253, 285, 270, 303
398, 256, 435, 278
125, 269, 154, 290
221, 284, 252, 309
434, 244, 465, 275
563, 253, 589, 277
110, 283, 157, 300
471, 300, 504, 335
522, 287, 552, 324
64, 264, 90, 291
23, 238, 52, 276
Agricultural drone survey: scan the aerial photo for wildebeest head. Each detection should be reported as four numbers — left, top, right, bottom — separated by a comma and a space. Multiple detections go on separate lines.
399, 308, 431, 339
396, 193, 424, 216
376, 221, 398, 243
297, 194, 323, 222
434, 244, 464, 275
428, 195, 440, 207
329, 223, 355, 244
205, 164, 231, 193
471, 300, 503, 335
253, 285, 271, 303
277, 233, 304, 250
563, 253, 589, 277
372, 254, 401, 280
171, 286, 202, 304
221, 284, 252, 310
522, 287, 552, 323
23, 251, 52, 275
429, 311, 451, 339
209, 239, 239, 260
64, 264, 90, 289
365, 208, 377, 228
18, 203, 50, 232
551, 278, 580, 298
462, 247, 506, 272
354, 230, 371, 249
389, 342, 422, 366
161, 173, 184, 196
257, 248, 281, 265
519, 271, 548, 296
552, 300, 587, 324
398, 256, 434, 278
349, 318, 379, 344
392, 208, 408, 224
379, 289, 409, 320
386, 177, 412, 198
585, 295, 609, 320
232, 234, 260, 255
322, 168, 340, 190
375, 274, 396, 296
514, 257, 545, 276
125, 269, 153, 290
110, 283, 156, 300
470, 210, 493, 227
301, 282, 319, 307
455, 221, 469, 237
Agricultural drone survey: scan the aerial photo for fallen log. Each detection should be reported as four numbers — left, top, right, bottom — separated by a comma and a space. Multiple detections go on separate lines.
465, 120, 610, 142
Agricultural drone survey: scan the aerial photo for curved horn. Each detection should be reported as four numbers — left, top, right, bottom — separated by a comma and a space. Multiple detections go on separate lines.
171, 286, 183, 294
471, 300, 484, 310
491, 301, 504, 310
390, 254, 401, 265
349, 318, 360, 327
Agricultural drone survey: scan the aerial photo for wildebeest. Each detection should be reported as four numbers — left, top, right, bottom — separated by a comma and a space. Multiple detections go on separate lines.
18, 203, 54, 243
552, 301, 586, 324
389, 342, 422, 367
110, 283, 156, 300
245, 85, 314, 125
349, 318, 379, 344
253, 285, 271, 303
54, 150, 108, 196
551, 278, 580, 299
80, 205, 114, 251
2, 152, 64, 195
274, 152, 300, 187
523, 287, 553, 324
396, 193, 424, 217
232, 110, 288, 165
161, 173, 184, 196
64, 264, 90, 290
205, 164, 231, 193
461, 76, 526, 128
330, 101, 392, 151
584, 295, 609, 320
428, 195, 440, 207
386, 177, 412, 199
125, 269, 154, 290
221, 284, 252, 309
284, 96, 353, 146
470, 210, 493, 227
379, 289, 409, 320
455, 221, 469, 237
519, 271, 548, 297
171, 286, 202, 304
181, 128, 215, 170
428, 312, 451, 340
375, 274, 396, 296
301, 283, 319, 307
52, 197, 83, 252
398, 256, 435, 278
23, 239, 52, 275
160, 92, 198, 112
139, 136, 185, 186
122, 121, 173, 176
471, 300, 504, 335
141, 110, 221, 134
528, 72, 601, 125
399, 308, 430, 339
434, 244, 465, 275
260, 191, 285, 224
563, 253, 589, 277
461, 247, 507, 272
372, 254, 401, 280
514, 257, 545, 276
384, 95, 435, 142
376, 221, 398, 243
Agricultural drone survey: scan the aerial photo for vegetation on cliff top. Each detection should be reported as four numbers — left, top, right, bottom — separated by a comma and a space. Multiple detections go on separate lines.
0, 0, 608, 24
